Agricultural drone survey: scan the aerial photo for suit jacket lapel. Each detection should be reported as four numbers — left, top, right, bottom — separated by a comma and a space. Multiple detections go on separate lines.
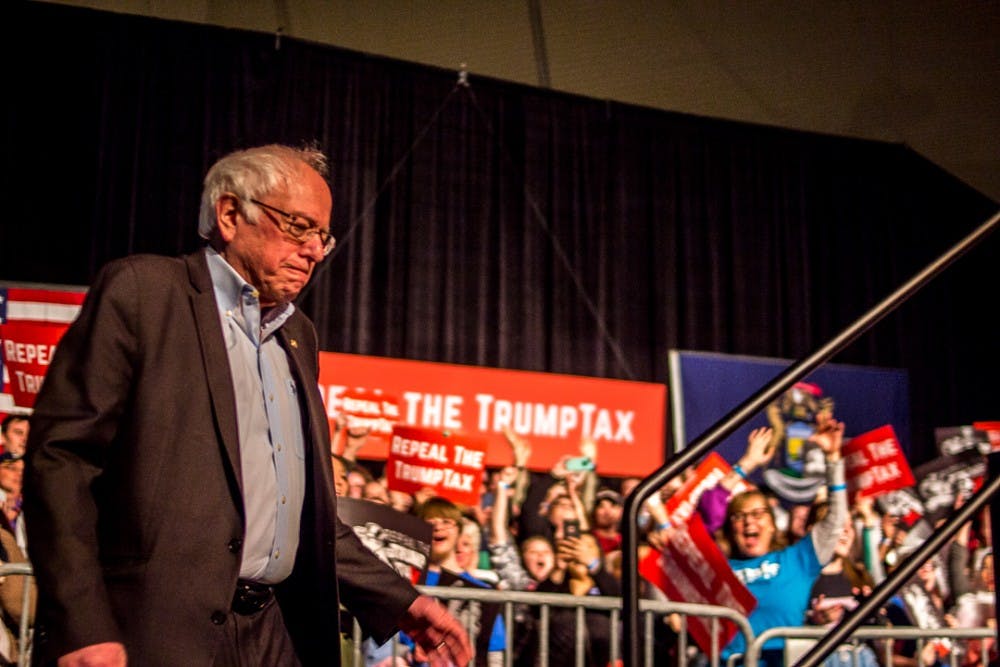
278, 320, 337, 517
185, 251, 244, 498
278, 322, 327, 461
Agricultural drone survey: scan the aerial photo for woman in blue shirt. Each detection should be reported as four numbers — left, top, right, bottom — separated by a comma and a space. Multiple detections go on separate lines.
719, 419, 849, 667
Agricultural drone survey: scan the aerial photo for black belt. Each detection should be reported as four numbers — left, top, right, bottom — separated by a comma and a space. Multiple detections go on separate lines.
232, 579, 275, 615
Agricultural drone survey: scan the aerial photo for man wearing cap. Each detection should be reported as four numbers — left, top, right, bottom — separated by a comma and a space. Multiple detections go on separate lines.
24, 144, 471, 667
591, 489, 623, 554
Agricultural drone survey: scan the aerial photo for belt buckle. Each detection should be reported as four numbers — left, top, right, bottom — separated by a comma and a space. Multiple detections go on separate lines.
232, 580, 274, 615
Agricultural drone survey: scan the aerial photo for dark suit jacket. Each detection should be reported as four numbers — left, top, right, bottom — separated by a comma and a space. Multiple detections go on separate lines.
24, 251, 417, 666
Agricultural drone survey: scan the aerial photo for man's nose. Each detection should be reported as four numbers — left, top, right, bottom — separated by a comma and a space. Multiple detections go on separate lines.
299, 235, 326, 261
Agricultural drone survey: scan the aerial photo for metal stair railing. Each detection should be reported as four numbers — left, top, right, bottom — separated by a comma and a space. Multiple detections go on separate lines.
750, 625, 998, 667
796, 470, 1000, 667
0, 562, 34, 667
621, 209, 1000, 667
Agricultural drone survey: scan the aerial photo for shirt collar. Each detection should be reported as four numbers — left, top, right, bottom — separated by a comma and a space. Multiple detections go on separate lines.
205, 247, 295, 343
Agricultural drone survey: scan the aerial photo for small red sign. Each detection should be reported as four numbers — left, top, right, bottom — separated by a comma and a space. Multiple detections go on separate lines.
973, 421, 1000, 453
337, 387, 401, 437
0, 321, 71, 408
665, 452, 752, 526
843, 425, 916, 498
639, 514, 756, 655
385, 425, 488, 507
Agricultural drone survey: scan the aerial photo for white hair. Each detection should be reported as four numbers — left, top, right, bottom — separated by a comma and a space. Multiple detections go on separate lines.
197, 144, 329, 240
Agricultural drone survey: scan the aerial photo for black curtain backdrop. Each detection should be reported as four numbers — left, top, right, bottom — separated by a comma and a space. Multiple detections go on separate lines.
3, 1, 997, 464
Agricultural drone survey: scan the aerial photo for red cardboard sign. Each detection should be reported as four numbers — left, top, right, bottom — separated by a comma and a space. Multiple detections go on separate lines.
1, 286, 86, 411
639, 514, 756, 655
338, 387, 401, 437
972, 421, 1000, 453
385, 426, 488, 506
664, 452, 752, 526
843, 425, 915, 498
0, 321, 71, 408
317, 352, 667, 477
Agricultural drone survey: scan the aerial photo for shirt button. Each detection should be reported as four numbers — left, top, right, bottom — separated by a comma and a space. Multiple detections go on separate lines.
274, 549, 281, 559
227, 538, 243, 554
281, 496, 286, 504
276, 443, 282, 452
269, 394, 274, 401
211, 611, 227, 625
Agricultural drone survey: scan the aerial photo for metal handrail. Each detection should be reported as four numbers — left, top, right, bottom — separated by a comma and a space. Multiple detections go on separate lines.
621, 208, 1000, 667
412, 585, 756, 667
0, 562, 34, 667
795, 472, 1000, 667
3, 560, 996, 667
750, 625, 997, 667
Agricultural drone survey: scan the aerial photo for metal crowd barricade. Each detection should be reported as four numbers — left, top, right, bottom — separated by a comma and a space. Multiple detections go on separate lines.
346, 585, 756, 667
746, 626, 998, 667
0, 562, 34, 667
3, 561, 995, 667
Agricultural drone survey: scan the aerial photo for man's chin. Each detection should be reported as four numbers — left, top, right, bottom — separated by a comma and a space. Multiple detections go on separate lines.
260, 284, 306, 307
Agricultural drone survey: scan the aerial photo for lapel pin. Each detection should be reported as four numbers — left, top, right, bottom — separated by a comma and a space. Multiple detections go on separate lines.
289, 339, 298, 349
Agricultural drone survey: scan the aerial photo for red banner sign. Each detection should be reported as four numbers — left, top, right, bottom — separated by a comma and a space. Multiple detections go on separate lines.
665, 452, 752, 526
0, 321, 72, 408
1, 286, 86, 413
337, 387, 401, 437
639, 514, 756, 655
972, 421, 1000, 453
843, 424, 915, 498
385, 426, 488, 506
318, 352, 667, 477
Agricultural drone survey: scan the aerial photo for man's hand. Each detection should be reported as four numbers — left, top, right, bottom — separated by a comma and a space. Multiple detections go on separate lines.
855, 494, 878, 528
809, 419, 845, 462
397, 595, 472, 667
58, 642, 127, 667
413, 486, 438, 507
501, 426, 532, 468
739, 426, 776, 473
495, 466, 518, 491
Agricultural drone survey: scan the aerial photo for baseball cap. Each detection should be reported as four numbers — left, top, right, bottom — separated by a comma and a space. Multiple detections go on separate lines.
595, 489, 623, 506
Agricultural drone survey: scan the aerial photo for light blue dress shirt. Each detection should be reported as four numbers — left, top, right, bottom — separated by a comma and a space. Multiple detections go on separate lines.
206, 248, 307, 584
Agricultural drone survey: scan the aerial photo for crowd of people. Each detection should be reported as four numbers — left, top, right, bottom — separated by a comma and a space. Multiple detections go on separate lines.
0, 144, 994, 667
0, 415, 34, 666
1, 405, 996, 667
329, 415, 996, 667
1, 404, 995, 667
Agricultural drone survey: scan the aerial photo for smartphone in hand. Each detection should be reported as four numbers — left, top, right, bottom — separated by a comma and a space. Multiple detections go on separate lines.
565, 456, 594, 472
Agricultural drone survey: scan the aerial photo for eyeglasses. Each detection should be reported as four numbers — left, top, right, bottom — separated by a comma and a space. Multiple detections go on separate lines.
730, 507, 770, 525
248, 198, 336, 256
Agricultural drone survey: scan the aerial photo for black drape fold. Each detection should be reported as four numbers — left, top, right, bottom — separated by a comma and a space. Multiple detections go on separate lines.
3, 1, 996, 463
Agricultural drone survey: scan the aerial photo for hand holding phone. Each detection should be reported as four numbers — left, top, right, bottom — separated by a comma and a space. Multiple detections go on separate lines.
565, 456, 594, 472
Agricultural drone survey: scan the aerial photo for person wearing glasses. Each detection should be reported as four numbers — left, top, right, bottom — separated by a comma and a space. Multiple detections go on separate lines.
416, 497, 506, 667
718, 420, 849, 667
24, 144, 471, 667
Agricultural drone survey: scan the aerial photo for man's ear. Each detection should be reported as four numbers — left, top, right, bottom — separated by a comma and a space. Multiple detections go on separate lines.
215, 193, 242, 244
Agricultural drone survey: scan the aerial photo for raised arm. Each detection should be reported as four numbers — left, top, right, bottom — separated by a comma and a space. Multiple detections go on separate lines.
501, 426, 532, 513
722, 426, 777, 491
808, 419, 849, 564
